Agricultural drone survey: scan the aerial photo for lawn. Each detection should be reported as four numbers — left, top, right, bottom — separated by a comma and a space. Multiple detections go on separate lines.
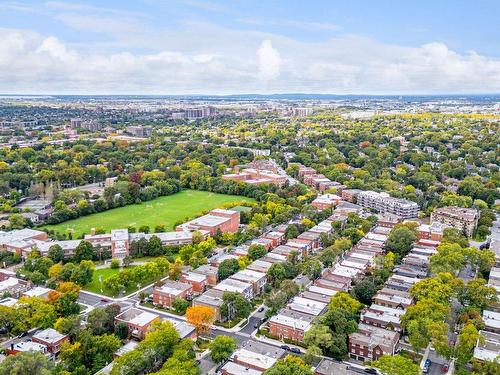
85, 267, 122, 295
85, 266, 160, 297
43, 189, 254, 237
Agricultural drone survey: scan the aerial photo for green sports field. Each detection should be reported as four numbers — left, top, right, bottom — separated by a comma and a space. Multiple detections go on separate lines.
43, 189, 254, 237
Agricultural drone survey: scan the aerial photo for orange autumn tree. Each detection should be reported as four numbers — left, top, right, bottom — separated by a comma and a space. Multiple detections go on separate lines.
186, 305, 215, 335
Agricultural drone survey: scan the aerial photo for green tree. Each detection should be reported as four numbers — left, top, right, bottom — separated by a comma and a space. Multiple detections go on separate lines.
221, 292, 252, 320
303, 324, 334, 355
264, 355, 312, 375
74, 240, 95, 263
209, 336, 237, 364
0, 351, 53, 375
248, 244, 267, 261
172, 297, 190, 315
217, 258, 240, 280
371, 354, 420, 375
385, 225, 417, 259
47, 244, 65, 263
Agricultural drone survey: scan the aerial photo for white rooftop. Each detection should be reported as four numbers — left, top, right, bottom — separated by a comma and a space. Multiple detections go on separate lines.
33, 328, 66, 344
288, 296, 327, 316
23, 286, 52, 298
230, 348, 278, 370
220, 361, 262, 375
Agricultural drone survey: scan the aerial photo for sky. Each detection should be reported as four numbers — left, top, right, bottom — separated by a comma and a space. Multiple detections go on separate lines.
1, 0, 499, 94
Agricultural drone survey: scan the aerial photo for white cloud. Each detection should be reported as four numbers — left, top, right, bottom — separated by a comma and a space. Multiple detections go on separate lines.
0, 26, 499, 94
257, 40, 281, 81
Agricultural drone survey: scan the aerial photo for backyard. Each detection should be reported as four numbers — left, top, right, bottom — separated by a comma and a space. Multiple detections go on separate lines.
42, 189, 254, 237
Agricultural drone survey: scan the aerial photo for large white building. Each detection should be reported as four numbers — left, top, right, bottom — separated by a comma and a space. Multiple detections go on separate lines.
357, 191, 419, 219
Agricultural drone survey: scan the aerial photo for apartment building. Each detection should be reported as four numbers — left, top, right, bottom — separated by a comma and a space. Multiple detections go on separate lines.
222, 168, 287, 186
348, 323, 400, 361
179, 272, 207, 293
269, 309, 314, 342
114, 308, 161, 340
153, 280, 193, 308
192, 288, 224, 321
357, 191, 419, 219
430, 206, 479, 237
311, 194, 343, 210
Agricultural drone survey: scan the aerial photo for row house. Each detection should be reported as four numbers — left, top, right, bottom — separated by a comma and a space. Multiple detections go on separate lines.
251, 238, 274, 251
385, 274, 420, 292
214, 278, 254, 300
230, 269, 267, 295
153, 280, 194, 308
300, 290, 333, 304
360, 309, 404, 333
287, 296, 327, 317
473, 330, 500, 363
341, 189, 362, 203
297, 231, 322, 251
315, 277, 350, 292
192, 264, 218, 286
483, 310, 500, 334
373, 288, 413, 309
262, 231, 286, 247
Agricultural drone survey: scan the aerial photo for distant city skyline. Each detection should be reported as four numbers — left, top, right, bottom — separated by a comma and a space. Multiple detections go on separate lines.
1, 0, 499, 94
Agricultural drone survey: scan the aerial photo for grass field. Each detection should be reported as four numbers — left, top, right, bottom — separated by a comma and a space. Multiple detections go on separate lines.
85, 266, 159, 297
43, 189, 254, 237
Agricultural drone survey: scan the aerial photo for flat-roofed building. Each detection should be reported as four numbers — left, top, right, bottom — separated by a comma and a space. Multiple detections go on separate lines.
230, 269, 267, 295
373, 288, 413, 309
247, 259, 274, 274
23, 286, 52, 300
179, 272, 207, 293
431, 206, 479, 237
287, 296, 327, 316
357, 191, 419, 219
311, 194, 343, 210
32, 328, 68, 354
111, 229, 129, 259
473, 330, 500, 362
314, 358, 359, 375
153, 280, 193, 308
231, 341, 285, 372
348, 323, 400, 361
214, 278, 253, 300
263, 231, 286, 247
361, 305, 405, 332
192, 288, 224, 321
192, 264, 219, 286
177, 209, 240, 235
483, 310, 500, 333
115, 308, 161, 340
269, 309, 314, 342
220, 361, 263, 375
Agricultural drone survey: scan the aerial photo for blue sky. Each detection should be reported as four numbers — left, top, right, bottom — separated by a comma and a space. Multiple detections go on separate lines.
1, 0, 499, 94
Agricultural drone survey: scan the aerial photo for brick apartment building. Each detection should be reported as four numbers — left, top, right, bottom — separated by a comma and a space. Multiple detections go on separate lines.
115, 308, 161, 340
430, 206, 479, 237
153, 280, 193, 308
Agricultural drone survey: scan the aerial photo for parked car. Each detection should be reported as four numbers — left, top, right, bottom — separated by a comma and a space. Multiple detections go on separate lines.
290, 347, 301, 354
280, 345, 290, 351
441, 364, 449, 372
364, 368, 378, 374
423, 359, 431, 373
258, 306, 265, 312
253, 323, 259, 328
